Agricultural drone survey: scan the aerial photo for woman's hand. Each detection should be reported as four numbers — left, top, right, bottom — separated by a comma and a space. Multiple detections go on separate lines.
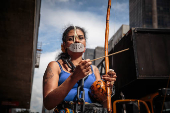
102, 69, 117, 87
72, 59, 92, 81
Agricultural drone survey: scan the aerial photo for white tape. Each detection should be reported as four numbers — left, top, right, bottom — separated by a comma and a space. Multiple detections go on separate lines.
69, 43, 85, 52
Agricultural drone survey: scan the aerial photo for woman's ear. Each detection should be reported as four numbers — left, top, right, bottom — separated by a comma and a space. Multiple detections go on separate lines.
63, 42, 66, 49
61, 42, 66, 53
83, 47, 86, 53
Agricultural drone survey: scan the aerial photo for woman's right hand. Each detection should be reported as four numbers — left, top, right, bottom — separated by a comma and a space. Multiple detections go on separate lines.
72, 59, 92, 81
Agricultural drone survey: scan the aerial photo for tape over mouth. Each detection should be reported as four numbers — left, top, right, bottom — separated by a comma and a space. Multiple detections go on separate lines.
68, 43, 85, 52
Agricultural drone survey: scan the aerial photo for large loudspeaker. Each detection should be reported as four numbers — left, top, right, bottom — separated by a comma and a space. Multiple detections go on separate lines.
111, 28, 170, 99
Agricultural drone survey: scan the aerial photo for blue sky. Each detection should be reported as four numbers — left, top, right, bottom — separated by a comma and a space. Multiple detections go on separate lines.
30, 0, 129, 112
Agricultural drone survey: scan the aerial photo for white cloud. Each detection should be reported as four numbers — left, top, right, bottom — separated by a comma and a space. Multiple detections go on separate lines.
40, 6, 123, 49
30, 50, 61, 112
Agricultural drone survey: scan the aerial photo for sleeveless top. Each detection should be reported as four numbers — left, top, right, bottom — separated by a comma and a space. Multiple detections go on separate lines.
57, 62, 96, 103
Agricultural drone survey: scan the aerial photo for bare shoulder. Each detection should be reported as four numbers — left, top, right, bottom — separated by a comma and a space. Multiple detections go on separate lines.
91, 65, 101, 80
48, 60, 62, 71
43, 60, 61, 80
48, 61, 59, 68
91, 65, 99, 73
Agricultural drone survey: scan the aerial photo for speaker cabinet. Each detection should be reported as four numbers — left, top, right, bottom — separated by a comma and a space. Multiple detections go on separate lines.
111, 28, 170, 99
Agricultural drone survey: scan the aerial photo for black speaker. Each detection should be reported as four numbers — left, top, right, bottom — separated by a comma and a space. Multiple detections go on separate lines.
110, 28, 170, 99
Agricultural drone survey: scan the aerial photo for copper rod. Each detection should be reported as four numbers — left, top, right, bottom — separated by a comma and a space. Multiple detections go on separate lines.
90, 48, 129, 62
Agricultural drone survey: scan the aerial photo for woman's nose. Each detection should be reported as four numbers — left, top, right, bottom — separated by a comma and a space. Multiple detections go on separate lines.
75, 37, 80, 43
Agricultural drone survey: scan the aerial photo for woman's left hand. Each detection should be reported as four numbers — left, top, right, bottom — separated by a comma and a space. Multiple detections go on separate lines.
102, 69, 117, 87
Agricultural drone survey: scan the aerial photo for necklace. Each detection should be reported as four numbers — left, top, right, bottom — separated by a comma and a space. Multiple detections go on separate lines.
62, 58, 75, 72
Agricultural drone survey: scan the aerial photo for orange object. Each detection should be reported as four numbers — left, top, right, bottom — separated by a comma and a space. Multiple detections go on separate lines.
105, 0, 112, 112
90, 80, 107, 103
113, 99, 151, 113
140, 92, 159, 113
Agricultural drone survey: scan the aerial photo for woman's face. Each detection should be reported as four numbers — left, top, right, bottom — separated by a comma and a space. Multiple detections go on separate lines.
64, 29, 86, 53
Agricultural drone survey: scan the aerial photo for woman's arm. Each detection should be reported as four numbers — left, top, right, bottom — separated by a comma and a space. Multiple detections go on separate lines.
43, 61, 77, 110
43, 60, 92, 110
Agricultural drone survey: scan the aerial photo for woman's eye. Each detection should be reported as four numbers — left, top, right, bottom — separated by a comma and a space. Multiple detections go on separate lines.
68, 37, 73, 41
79, 36, 84, 40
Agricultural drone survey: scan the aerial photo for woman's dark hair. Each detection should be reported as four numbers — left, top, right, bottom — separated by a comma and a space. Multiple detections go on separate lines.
56, 25, 87, 60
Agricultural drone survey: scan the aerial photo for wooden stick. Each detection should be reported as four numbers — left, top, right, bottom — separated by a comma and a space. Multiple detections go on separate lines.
104, 0, 112, 112
90, 48, 129, 62
103, 0, 129, 111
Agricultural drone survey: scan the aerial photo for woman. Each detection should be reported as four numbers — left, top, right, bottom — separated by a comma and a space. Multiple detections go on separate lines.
43, 26, 117, 111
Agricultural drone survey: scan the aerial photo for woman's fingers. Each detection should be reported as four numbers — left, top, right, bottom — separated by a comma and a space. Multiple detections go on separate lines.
75, 59, 92, 79
102, 69, 117, 85
107, 70, 116, 76
79, 59, 91, 68
102, 75, 117, 82
79, 60, 91, 72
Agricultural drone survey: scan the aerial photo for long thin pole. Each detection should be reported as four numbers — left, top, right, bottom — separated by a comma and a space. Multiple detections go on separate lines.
105, 0, 112, 112
90, 48, 129, 62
